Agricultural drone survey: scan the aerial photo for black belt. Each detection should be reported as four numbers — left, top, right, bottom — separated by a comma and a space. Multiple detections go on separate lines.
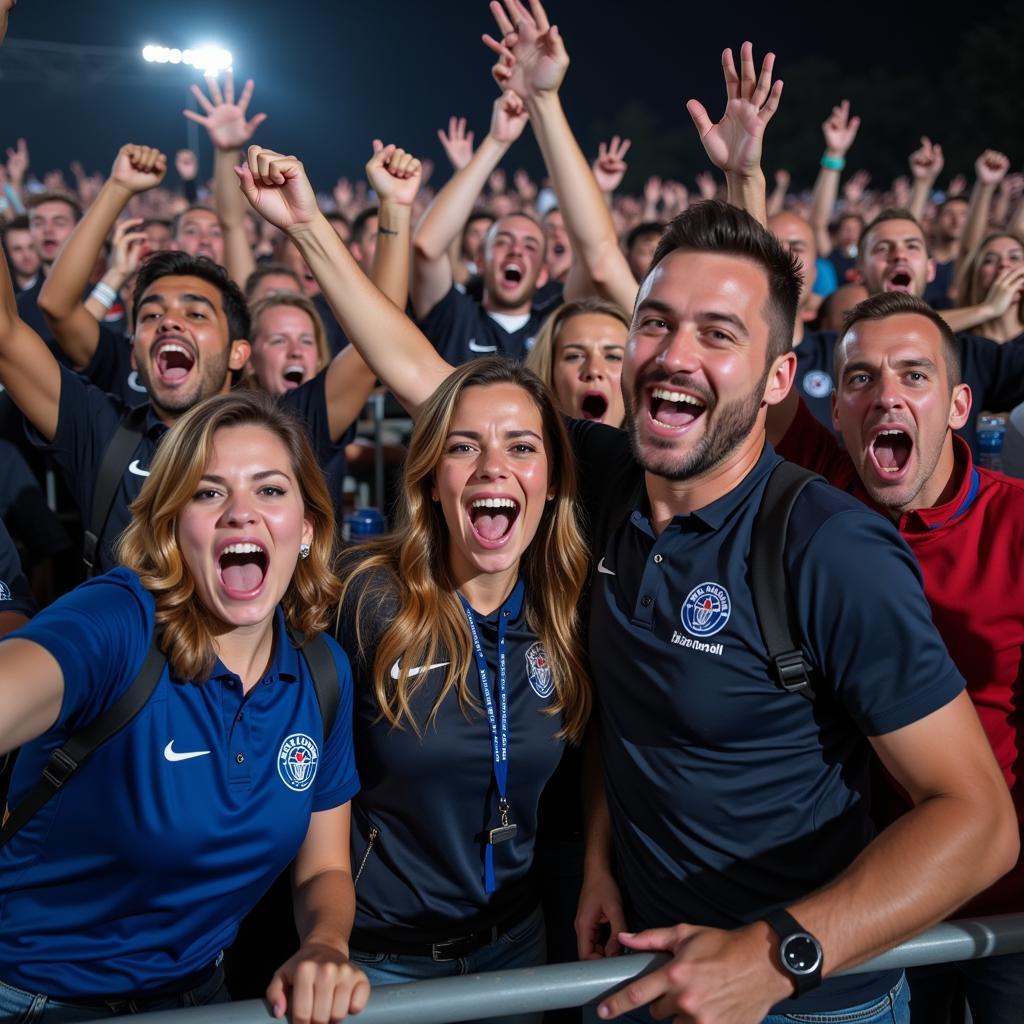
352, 903, 535, 962
33, 961, 221, 1009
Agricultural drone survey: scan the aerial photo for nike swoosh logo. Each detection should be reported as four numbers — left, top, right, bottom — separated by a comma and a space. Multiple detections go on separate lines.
597, 558, 616, 576
390, 658, 450, 681
163, 741, 211, 762
128, 460, 150, 477
467, 339, 497, 353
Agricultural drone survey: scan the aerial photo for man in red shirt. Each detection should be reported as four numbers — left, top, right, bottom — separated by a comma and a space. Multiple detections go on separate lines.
768, 290, 1024, 1023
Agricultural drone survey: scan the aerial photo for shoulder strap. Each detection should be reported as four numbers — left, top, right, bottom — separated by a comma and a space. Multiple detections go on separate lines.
83, 404, 149, 576
750, 461, 820, 701
299, 633, 339, 743
0, 633, 166, 848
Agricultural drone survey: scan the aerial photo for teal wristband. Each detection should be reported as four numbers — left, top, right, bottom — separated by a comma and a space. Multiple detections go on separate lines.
821, 154, 845, 172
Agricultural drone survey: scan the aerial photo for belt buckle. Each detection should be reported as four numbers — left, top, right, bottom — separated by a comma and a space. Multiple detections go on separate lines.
431, 936, 467, 962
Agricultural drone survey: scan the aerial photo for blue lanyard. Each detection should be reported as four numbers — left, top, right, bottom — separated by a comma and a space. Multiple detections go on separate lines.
458, 580, 522, 893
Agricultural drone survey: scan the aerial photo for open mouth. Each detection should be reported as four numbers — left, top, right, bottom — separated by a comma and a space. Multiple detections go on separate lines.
217, 541, 269, 597
153, 340, 196, 385
502, 263, 524, 286
648, 386, 706, 430
886, 270, 913, 292
869, 428, 913, 477
580, 391, 609, 421
467, 497, 521, 547
282, 364, 306, 388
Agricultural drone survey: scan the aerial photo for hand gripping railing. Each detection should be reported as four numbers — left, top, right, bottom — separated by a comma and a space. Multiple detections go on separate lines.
123, 914, 1024, 1024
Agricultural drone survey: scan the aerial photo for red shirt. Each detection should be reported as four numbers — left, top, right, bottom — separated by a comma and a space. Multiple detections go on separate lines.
778, 399, 1024, 914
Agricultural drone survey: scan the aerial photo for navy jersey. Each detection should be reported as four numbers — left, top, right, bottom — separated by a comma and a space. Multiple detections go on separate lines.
337, 567, 564, 942
0, 518, 35, 620
28, 367, 350, 575
418, 287, 542, 365
794, 329, 838, 435
570, 421, 964, 1015
0, 568, 359, 997
954, 334, 1024, 452
83, 325, 149, 408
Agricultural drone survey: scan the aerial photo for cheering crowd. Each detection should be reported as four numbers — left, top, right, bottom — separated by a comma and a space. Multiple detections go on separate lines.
1, 1, 1023, 1023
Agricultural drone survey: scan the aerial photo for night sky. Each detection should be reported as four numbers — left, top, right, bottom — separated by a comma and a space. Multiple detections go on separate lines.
0, 1, 1010, 193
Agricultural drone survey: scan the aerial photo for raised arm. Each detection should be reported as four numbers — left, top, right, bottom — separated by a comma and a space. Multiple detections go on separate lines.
592, 136, 631, 206
809, 101, 860, 256
485, 0, 639, 310
185, 72, 267, 285
766, 168, 789, 218
82, 218, 147, 323
907, 137, 944, 223
953, 149, 1010, 296
412, 92, 528, 318
686, 41, 783, 227
238, 147, 451, 416
38, 144, 165, 369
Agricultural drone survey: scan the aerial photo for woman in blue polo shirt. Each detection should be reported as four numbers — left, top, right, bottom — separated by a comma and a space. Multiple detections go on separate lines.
0, 391, 365, 1023
335, 357, 590, 1020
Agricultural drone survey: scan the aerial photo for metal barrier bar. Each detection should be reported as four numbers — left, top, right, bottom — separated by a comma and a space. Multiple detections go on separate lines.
124, 914, 1024, 1024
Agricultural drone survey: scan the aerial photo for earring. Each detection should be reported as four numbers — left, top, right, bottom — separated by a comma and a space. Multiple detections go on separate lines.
299, 543, 311, 560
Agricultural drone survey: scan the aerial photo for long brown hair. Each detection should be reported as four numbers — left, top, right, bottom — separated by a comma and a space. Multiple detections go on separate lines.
117, 390, 340, 681
957, 232, 1024, 318
337, 357, 590, 742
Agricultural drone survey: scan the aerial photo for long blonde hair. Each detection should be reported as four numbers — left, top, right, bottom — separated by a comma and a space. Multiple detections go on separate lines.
248, 292, 331, 375
337, 357, 591, 742
117, 390, 340, 682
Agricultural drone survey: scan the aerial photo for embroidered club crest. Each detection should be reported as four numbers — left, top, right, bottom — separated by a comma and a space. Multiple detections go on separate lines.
277, 733, 319, 792
525, 641, 554, 699
681, 582, 731, 638
0, 581, 10, 602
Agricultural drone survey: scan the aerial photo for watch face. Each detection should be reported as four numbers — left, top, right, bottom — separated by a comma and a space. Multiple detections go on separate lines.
782, 934, 822, 975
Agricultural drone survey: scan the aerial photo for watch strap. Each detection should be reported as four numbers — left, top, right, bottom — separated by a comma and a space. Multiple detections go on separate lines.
762, 908, 823, 997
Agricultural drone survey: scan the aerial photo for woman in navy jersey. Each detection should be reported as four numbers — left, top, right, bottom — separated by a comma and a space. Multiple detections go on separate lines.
335, 357, 590, 1021
0, 391, 366, 1024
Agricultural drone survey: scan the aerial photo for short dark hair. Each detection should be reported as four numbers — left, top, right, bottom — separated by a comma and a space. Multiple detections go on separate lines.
171, 205, 222, 238
858, 208, 926, 254
647, 200, 800, 363
836, 291, 961, 389
243, 261, 302, 301
132, 250, 250, 342
140, 217, 172, 233
625, 221, 666, 253
351, 207, 379, 246
3, 214, 30, 236
325, 210, 350, 228
25, 191, 83, 222
938, 196, 969, 214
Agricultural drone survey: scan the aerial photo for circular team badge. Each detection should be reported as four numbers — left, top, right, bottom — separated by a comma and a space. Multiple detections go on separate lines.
525, 641, 554, 699
802, 370, 833, 399
277, 733, 319, 792
681, 582, 731, 638
0, 581, 10, 602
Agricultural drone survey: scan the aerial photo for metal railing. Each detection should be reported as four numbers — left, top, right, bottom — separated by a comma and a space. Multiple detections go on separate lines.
122, 914, 1024, 1024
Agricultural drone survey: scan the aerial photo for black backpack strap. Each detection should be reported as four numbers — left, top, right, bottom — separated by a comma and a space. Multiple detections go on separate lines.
750, 461, 821, 701
83, 404, 149, 576
298, 633, 339, 743
0, 633, 166, 848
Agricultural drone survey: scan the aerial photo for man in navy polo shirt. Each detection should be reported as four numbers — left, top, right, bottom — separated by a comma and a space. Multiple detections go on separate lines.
0, 518, 33, 638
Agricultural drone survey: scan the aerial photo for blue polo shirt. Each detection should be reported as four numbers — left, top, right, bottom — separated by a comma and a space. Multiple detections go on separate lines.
571, 422, 965, 1014
83, 325, 149, 408
795, 329, 837, 435
336, 566, 563, 944
0, 568, 359, 997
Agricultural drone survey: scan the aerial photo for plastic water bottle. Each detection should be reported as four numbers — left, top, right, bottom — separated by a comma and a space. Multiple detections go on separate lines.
977, 415, 1006, 472
344, 507, 387, 542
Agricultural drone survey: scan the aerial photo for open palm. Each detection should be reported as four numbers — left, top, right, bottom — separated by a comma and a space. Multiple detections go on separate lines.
185, 72, 267, 151
484, 0, 568, 98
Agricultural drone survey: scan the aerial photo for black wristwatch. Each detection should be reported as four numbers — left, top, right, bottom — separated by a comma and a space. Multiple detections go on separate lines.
762, 908, 823, 997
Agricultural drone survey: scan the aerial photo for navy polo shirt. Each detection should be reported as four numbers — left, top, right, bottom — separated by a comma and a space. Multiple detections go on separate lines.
83, 325, 149, 408
957, 333, 1024, 452
570, 422, 965, 1014
795, 329, 838, 435
418, 286, 542, 365
0, 518, 35, 620
0, 568, 359, 997
28, 367, 350, 575
336, 568, 563, 943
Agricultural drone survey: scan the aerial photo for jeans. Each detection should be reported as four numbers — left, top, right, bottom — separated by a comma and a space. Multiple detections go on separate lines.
907, 952, 1024, 1024
0, 967, 228, 1024
585, 973, 909, 1024
350, 904, 547, 1024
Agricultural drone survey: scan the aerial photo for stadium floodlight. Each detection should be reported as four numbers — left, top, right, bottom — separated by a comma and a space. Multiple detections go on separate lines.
141, 43, 233, 76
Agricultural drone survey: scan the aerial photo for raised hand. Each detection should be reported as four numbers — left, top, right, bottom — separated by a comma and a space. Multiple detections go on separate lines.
184, 72, 267, 152
843, 169, 871, 204
662, 180, 689, 217
333, 177, 354, 213
686, 42, 783, 179
982, 264, 1024, 318
437, 116, 475, 171
592, 135, 631, 193
774, 168, 791, 192
109, 144, 167, 194
175, 148, 198, 181
695, 170, 718, 201
0, 0, 15, 47
948, 173, 968, 196
489, 167, 507, 195
484, 0, 569, 99
236, 146, 320, 234
891, 175, 911, 208
1003, 173, 1024, 202
909, 136, 943, 182
514, 168, 538, 202
5, 137, 28, 185
821, 99, 860, 158
976, 149, 1010, 188
108, 218, 148, 279
644, 175, 663, 210
489, 89, 530, 147
366, 140, 422, 208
